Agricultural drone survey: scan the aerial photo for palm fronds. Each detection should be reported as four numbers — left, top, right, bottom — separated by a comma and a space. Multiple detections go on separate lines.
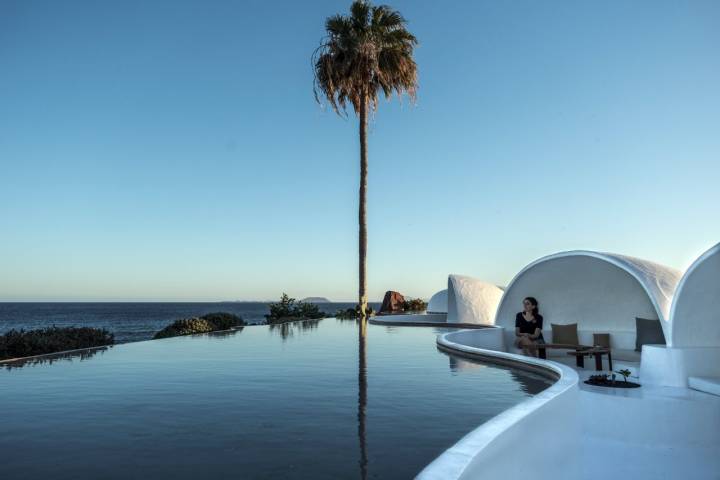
313, 0, 418, 116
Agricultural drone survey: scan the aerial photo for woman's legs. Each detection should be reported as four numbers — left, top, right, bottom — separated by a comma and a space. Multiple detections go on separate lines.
517, 336, 532, 356
527, 340, 538, 358
517, 336, 538, 357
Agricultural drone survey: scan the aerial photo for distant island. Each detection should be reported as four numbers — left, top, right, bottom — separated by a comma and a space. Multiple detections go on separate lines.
300, 297, 331, 303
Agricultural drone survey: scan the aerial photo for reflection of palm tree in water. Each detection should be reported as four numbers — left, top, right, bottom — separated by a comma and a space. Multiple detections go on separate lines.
357, 318, 368, 480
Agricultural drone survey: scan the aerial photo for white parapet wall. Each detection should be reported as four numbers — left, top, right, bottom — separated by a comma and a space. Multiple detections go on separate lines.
369, 312, 448, 325
433, 327, 505, 351
641, 344, 720, 387
419, 329, 580, 480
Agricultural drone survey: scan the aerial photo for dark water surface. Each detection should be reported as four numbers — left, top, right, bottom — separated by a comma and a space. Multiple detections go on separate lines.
0, 302, 380, 343
1, 319, 552, 479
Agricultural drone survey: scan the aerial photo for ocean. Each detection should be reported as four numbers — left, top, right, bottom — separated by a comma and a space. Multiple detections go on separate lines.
0, 302, 381, 344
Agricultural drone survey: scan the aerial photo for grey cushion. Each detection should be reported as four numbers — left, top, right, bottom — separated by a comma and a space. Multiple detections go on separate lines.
635, 317, 666, 352
551, 323, 579, 345
593, 333, 611, 348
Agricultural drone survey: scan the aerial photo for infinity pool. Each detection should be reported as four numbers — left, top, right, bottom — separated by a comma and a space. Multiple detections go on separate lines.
1, 319, 553, 479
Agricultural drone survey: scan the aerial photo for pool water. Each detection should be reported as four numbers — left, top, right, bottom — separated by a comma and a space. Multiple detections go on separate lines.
1, 319, 553, 479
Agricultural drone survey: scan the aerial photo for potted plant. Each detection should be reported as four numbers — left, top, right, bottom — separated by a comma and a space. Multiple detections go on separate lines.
616, 369, 632, 383
584, 369, 641, 389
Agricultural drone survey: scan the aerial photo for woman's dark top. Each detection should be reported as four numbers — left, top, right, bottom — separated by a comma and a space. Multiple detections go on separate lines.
515, 312, 544, 340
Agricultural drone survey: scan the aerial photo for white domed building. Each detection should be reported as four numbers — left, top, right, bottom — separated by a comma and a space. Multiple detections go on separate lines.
426, 289, 448, 314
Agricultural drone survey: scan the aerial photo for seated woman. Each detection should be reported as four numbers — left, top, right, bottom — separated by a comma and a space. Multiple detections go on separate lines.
515, 297, 544, 357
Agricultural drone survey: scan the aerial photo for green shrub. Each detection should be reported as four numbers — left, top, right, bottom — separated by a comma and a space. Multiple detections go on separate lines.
198, 312, 245, 331
153, 318, 215, 339
267, 293, 297, 320
293, 302, 325, 320
0, 326, 114, 361
266, 293, 328, 324
403, 298, 427, 313
153, 312, 245, 340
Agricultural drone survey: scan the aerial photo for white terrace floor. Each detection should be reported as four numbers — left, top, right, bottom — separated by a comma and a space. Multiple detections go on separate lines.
556, 357, 720, 480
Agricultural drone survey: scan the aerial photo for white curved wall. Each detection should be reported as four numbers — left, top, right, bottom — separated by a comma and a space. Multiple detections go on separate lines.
496, 252, 681, 349
669, 242, 720, 348
427, 289, 448, 314
447, 275, 503, 325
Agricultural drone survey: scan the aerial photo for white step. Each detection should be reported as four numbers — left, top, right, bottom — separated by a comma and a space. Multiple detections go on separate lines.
688, 376, 720, 396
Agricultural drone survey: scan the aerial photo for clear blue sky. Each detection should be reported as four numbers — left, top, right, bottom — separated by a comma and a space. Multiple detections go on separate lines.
1, 0, 718, 302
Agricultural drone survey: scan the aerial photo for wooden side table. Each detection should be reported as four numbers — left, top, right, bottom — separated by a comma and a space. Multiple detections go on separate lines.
566, 346, 612, 371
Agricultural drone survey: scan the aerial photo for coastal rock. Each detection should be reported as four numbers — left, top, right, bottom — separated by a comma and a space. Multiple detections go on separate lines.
380, 291, 405, 314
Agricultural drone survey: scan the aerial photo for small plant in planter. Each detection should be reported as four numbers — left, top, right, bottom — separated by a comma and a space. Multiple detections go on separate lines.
585, 370, 640, 389
616, 369, 632, 383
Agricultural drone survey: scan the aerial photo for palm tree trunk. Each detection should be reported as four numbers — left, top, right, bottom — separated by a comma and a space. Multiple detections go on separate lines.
358, 94, 368, 321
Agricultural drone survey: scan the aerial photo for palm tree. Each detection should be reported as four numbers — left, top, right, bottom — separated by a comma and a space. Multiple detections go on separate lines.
313, 0, 418, 320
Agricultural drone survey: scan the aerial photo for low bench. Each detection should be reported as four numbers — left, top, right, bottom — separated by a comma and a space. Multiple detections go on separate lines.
536, 343, 612, 371
535, 343, 588, 359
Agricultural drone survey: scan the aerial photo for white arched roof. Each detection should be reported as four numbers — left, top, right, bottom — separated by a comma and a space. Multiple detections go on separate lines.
495, 251, 683, 343
447, 274, 504, 325
669, 242, 720, 348
427, 289, 448, 313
